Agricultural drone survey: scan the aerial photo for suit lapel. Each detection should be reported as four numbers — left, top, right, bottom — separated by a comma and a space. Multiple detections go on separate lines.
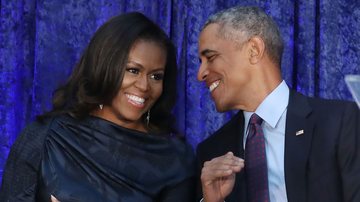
217, 111, 247, 202
217, 111, 245, 157
284, 91, 314, 202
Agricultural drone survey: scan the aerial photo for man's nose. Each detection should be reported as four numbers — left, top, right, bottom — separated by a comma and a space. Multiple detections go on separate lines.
197, 62, 208, 82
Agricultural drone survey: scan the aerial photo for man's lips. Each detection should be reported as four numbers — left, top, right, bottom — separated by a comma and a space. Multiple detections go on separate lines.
209, 80, 220, 92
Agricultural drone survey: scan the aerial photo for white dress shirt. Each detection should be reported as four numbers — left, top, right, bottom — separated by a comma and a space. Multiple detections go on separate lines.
243, 80, 289, 202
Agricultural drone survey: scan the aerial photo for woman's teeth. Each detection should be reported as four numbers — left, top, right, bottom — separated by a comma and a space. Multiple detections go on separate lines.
126, 94, 145, 105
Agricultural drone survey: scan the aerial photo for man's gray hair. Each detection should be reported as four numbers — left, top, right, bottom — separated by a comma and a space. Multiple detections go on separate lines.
204, 6, 284, 65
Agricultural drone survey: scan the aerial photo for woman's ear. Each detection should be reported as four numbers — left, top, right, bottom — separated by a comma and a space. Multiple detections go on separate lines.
248, 36, 265, 64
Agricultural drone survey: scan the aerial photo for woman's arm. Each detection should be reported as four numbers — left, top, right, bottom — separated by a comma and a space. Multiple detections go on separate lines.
0, 120, 51, 202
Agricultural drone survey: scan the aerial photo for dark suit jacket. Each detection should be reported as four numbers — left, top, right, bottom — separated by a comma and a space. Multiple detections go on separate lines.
196, 91, 360, 202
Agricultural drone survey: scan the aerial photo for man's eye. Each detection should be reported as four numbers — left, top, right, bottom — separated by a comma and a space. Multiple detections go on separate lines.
207, 55, 216, 62
126, 68, 139, 74
150, 73, 164, 81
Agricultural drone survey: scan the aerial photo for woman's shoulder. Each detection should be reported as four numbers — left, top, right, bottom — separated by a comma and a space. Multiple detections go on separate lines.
22, 115, 63, 137
0, 116, 59, 200
168, 135, 195, 164
11, 114, 71, 158
25, 117, 54, 132
169, 135, 193, 151
12, 117, 57, 153
28, 113, 79, 132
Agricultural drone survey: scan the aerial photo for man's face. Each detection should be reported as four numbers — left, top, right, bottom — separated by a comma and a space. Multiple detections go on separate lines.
197, 24, 252, 112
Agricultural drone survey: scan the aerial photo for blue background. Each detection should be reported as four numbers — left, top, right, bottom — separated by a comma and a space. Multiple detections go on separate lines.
1, 0, 360, 182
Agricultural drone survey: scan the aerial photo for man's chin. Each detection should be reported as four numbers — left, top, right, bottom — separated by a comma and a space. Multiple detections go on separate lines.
214, 102, 228, 113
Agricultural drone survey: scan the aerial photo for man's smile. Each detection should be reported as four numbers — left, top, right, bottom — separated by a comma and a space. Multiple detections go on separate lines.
209, 80, 220, 92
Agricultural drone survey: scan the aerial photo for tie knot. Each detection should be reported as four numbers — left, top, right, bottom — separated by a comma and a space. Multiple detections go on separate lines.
250, 113, 263, 125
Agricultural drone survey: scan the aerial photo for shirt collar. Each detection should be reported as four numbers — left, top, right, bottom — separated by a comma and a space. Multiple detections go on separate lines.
244, 80, 289, 128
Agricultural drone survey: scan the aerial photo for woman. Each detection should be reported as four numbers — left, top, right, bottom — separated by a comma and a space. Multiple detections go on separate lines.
0, 12, 195, 202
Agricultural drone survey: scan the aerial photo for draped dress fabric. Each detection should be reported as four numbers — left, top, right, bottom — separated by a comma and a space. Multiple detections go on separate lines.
0, 114, 195, 202
37, 115, 195, 201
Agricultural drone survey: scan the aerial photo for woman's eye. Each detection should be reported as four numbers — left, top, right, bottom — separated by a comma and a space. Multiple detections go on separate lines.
150, 73, 164, 81
126, 68, 140, 74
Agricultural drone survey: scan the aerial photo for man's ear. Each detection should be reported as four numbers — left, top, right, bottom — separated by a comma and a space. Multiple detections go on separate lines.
248, 36, 265, 64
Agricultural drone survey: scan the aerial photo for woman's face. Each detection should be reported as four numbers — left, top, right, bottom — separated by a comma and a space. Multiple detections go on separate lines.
99, 40, 166, 132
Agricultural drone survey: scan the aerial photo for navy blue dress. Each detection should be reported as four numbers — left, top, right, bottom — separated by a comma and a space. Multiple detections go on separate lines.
0, 114, 195, 202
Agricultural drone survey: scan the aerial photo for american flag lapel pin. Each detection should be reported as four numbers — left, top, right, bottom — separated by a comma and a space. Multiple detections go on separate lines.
296, 129, 304, 136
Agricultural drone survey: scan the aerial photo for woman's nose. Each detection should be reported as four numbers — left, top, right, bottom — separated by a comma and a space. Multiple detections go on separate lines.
135, 76, 149, 91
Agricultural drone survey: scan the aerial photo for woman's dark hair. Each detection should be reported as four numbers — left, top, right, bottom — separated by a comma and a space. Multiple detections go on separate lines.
39, 12, 178, 133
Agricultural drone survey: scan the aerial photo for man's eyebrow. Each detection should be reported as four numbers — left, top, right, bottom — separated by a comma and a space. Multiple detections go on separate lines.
200, 49, 218, 56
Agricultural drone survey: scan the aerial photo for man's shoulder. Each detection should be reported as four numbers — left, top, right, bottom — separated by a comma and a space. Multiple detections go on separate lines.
291, 91, 357, 113
196, 112, 244, 160
287, 91, 359, 133
199, 112, 242, 143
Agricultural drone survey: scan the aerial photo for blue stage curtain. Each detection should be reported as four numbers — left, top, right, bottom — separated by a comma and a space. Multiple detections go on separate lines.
1, 0, 359, 182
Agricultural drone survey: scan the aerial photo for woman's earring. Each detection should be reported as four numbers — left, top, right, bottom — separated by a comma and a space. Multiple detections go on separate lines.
146, 110, 150, 127
99, 104, 103, 110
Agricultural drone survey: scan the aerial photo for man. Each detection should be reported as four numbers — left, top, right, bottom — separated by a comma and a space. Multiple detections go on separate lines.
196, 6, 360, 202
